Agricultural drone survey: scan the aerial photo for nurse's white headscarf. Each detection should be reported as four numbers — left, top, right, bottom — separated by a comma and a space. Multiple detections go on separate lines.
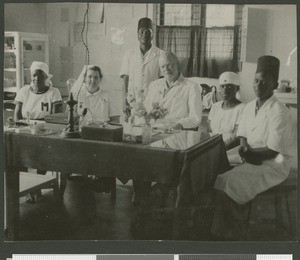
71, 65, 101, 97
30, 61, 53, 87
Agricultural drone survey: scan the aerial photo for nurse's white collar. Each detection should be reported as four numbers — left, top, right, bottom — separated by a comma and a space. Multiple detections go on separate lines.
165, 73, 184, 88
85, 87, 102, 97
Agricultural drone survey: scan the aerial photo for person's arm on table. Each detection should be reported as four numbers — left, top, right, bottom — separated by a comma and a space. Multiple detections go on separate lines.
14, 101, 23, 121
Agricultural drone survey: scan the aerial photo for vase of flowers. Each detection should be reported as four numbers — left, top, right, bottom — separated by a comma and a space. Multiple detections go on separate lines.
141, 123, 152, 144
132, 101, 168, 144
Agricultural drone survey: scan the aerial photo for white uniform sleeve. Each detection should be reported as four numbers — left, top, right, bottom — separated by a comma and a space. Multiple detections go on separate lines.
119, 50, 130, 78
51, 87, 63, 102
108, 94, 114, 117
177, 83, 202, 129
14, 87, 27, 103
267, 106, 292, 155
236, 103, 249, 138
208, 102, 216, 121
236, 103, 245, 125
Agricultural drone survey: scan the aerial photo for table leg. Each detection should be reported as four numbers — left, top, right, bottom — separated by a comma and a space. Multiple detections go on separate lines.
5, 166, 19, 241
110, 177, 116, 202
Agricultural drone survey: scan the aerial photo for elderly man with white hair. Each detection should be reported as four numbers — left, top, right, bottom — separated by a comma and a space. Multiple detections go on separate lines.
144, 51, 202, 131
132, 52, 202, 207
14, 61, 62, 121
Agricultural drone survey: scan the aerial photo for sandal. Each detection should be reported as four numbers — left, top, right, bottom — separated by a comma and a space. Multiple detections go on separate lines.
25, 193, 36, 204
25, 190, 44, 204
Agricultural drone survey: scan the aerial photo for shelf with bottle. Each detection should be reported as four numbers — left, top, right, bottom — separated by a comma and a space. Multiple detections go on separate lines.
23, 50, 45, 54
4, 68, 17, 72
4, 52, 16, 69
4, 86, 18, 93
4, 36, 15, 50
4, 49, 17, 53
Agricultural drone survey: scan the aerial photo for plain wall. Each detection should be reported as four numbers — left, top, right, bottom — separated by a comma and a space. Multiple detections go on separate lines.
239, 4, 297, 103
4, 3, 46, 34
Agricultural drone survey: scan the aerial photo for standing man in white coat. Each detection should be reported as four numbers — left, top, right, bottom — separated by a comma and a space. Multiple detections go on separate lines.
120, 17, 163, 205
144, 51, 202, 130
211, 55, 294, 240
120, 17, 163, 112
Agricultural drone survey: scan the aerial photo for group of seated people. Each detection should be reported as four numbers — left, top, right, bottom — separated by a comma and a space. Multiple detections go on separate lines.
12, 18, 294, 239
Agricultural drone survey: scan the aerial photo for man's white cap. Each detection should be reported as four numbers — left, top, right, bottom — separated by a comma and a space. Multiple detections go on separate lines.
219, 71, 240, 86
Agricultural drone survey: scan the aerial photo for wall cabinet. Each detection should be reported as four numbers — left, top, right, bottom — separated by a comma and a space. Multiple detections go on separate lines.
4, 31, 49, 99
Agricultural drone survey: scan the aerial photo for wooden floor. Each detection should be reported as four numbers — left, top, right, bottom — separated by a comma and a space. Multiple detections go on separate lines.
17, 179, 297, 241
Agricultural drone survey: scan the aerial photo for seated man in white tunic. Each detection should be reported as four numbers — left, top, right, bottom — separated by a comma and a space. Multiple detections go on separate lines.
211, 55, 294, 240
144, 51, 202, 131
132, 51, 202, 207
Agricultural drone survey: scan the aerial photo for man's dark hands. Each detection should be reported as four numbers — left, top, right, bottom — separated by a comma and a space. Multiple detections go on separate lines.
239, 146, 262, 165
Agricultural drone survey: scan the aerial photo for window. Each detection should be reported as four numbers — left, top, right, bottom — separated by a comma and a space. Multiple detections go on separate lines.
206, 5, 235, 27
156, 4, 243, 78
163, 4, 192, 26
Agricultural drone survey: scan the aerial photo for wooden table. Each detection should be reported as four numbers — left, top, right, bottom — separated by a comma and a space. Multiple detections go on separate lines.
5, 124, 229, 240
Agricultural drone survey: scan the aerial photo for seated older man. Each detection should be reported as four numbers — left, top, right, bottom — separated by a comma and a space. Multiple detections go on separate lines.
144, 51, 202, 130
133, 51, 202, 206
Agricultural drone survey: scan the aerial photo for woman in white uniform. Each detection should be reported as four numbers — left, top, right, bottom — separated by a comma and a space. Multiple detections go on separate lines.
72, 65, 113, 125
208, 72, 244, 150
211, 55, 294, 240
70, 65, 114, 193
14, 61, 62, 121
14, 61, 62, 203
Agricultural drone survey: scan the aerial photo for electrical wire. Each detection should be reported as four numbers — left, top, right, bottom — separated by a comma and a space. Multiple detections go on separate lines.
75, 3, 90, 103
80, 3, 90, 65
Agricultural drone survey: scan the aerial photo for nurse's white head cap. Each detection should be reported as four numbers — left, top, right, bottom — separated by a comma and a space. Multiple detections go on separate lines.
30, 61, 53, 86
30, 61, 52, 78
219, 71, 240, 86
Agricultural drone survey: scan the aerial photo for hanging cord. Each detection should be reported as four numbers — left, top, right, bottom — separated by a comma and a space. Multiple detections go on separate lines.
80, 3, 90, 65
75, 3, 90, 102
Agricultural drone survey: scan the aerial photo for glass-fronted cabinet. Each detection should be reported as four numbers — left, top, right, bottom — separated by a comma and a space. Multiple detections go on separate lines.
4, 31, 49, 100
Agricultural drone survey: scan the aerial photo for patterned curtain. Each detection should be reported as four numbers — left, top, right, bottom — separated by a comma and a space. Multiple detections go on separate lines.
156, 26, 192, 76
156, 25, 239, 78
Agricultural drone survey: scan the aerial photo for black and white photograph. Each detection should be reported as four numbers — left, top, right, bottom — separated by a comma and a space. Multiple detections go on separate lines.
8, 254, 294, 260
3, 2, 298, 242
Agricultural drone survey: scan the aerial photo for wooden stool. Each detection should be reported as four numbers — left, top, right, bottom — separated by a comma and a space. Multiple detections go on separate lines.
19, 171, 59, 201
249, 172, 297, 237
